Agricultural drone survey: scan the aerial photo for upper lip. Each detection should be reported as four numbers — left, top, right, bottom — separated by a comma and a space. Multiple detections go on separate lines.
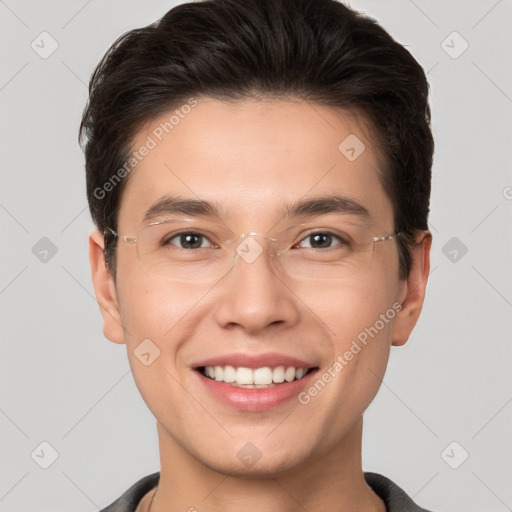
192, 352, 318, 370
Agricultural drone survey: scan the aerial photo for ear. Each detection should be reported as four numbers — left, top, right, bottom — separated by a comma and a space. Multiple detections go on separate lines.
391, 231, 432, 346
89, 229, 125, 344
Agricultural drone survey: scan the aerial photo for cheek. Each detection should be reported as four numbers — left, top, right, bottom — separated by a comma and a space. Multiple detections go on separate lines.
294, 277, 399, 433
115, 269, 210, 378
114, 277, 191, 415
300, 271, 399, 342
115, 247, 204, 338
297, 271, 399, 399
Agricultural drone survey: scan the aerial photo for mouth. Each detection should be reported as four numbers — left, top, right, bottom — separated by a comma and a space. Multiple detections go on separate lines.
195, 365, 318, 388
193, 360, 320, 411
191, 353, 320, 411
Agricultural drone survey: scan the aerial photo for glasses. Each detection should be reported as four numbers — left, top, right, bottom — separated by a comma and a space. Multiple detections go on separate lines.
105, 217, 401, 282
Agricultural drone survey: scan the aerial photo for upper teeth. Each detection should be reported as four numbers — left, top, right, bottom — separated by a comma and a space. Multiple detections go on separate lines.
203, 365, 309, 385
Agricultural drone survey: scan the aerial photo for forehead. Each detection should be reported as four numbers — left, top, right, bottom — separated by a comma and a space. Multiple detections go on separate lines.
119, 97, 393, 230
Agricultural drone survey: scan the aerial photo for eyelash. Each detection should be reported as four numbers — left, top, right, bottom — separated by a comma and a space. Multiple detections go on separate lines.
164, 231, 216, 249
163, 231, 348, 250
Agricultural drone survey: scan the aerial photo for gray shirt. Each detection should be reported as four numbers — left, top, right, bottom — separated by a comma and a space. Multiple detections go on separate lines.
98, 472, 433, 511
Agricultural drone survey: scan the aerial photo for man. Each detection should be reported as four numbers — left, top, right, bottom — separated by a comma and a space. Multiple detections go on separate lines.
81, 0, 434, 510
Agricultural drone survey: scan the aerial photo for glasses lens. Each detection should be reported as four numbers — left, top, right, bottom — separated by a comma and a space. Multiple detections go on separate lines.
274, 223, 376, 280
132, 220, 385, 282
135, 220, 235, 282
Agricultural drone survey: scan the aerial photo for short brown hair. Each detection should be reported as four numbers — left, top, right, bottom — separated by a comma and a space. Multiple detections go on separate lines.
79, 0, 434, 278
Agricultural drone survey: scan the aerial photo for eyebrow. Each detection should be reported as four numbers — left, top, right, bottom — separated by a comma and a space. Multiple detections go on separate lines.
142, 194, 371, 224
142, 195, 221, 223
283, 194, 370, 220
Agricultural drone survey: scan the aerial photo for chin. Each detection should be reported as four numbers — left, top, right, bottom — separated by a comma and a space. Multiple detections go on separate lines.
197, 441, 313, 479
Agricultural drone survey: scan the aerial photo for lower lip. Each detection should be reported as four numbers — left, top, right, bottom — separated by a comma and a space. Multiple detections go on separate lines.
195, 369, 319, 411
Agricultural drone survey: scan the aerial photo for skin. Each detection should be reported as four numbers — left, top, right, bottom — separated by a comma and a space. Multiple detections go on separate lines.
89, 97, 431, 512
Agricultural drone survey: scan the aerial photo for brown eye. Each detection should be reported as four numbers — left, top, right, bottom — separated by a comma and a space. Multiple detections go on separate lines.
298, 232, 343, 249
166, 232, 211, 249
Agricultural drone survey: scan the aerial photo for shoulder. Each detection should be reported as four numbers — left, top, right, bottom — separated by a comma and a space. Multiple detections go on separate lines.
99, 471, 435, 512
364, 472, 434, 512
98, 472, 160, 512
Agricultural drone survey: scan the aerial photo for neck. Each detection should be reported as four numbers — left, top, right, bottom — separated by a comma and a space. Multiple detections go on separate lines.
150, 418, 385, 512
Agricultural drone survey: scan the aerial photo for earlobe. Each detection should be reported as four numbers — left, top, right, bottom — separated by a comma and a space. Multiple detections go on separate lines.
391, 231, 432, 347
89, 229, 125, 344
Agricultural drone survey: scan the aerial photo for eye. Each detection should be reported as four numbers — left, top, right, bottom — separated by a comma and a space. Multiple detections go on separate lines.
165, 231, 214, 249
297, 232, 346, 249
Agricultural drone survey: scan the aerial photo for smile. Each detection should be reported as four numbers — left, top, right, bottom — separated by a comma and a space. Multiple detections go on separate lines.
198, 365, 316, 388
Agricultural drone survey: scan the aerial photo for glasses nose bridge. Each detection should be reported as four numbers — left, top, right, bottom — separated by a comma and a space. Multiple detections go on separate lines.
231, 231, 281, 263
241, 231, 279, 243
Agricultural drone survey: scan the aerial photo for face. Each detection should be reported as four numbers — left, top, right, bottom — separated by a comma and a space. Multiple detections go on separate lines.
90, 97, 430, 477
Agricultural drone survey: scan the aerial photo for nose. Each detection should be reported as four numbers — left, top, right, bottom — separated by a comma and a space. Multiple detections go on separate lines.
213, 235, 300, 334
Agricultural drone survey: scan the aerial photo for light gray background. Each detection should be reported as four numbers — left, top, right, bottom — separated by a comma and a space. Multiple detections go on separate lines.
1, 1, 511, 511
